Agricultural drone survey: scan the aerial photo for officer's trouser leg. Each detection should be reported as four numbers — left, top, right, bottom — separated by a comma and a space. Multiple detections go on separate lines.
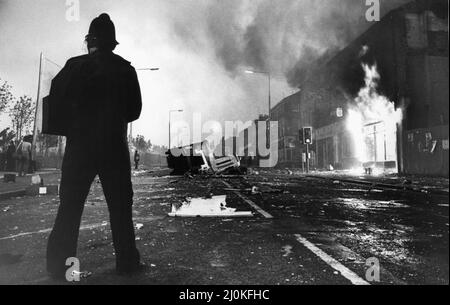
99, 167, 140, 273
46, 161, 95, 276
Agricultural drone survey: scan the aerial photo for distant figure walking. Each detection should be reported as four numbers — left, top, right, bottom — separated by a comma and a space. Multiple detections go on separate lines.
46, 13, 143, 279
134, 150, 140, 170
16, 138, 32, 177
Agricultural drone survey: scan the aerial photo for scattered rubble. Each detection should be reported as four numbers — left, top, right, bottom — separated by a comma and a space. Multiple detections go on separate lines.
282, 245, 293, 257
168, 195, 253, 217
3, 174, 16, 183
71, 270, 93, 279
31, 175, 42, 185
223, 185, 285, 195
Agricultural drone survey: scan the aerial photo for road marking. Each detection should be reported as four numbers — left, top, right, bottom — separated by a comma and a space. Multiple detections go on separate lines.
294, 234, 370, 285
0, 216, 163, 241
315, 235, 405, 285
0, 228, 53, 240
221, 181, 273, 219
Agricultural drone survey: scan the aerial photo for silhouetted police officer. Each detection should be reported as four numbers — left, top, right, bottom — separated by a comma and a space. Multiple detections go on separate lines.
47, 13, 143, 278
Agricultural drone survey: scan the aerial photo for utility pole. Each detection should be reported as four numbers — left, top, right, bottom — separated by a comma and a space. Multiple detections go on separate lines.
306, 143, 310, 173
31, 52, 43, 166
268, 73, 271, 119
130, 67, 160, 145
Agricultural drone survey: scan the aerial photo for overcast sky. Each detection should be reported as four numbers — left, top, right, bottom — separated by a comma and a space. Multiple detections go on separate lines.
0, 0, 408, 146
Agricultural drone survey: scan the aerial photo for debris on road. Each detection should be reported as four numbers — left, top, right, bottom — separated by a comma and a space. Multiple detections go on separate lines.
223, 186, 285, 195
168, 195, 253, 217
31, 175, 42, 185
282, 245, 293, 257
26, 184, 59, 196
251, 186, 261, 195
135, 223, 144, 230
3, 173, 16, 183
72, 270, 93, 279
402, 179, 413, 185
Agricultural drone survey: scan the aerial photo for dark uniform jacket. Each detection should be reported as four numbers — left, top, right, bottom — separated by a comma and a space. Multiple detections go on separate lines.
46, 52, 142, 168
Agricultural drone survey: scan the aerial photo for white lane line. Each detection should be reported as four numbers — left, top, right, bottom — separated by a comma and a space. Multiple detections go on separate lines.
294, 234, 370, 285
0, 216, 163, 241
0, 223, 105, 241
318, 238, 406, 285
221, 181, 273, 219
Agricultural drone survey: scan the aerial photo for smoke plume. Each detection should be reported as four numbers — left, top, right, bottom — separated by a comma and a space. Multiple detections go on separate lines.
171, 0, 410, 88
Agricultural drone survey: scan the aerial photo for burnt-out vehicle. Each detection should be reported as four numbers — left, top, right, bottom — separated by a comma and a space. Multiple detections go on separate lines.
166, 141, 245, 175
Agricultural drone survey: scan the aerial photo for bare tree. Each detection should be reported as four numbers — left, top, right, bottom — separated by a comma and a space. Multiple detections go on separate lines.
0, 78, 14, 115
9, 95, 36, 142
133, 134, 151, 152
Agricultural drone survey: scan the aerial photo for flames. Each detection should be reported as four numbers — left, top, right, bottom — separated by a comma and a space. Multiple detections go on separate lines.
347, 63, 403, 167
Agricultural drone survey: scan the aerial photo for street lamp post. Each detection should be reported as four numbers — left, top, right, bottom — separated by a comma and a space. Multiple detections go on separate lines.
137, 68, 160, 71
129, 67, 160, 143
169, 109, 183, 149
245, 70, 271, 118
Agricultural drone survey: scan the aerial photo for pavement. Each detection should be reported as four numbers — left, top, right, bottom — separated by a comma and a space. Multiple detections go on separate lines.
0, 167, 448, 285
308, 170, 449, 195
0, 170, 61, 200
249, 168, 449, 195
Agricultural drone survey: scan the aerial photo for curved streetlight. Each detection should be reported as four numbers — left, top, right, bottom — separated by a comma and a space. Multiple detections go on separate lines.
129, 67, 160, 142
137, 68, 160, 71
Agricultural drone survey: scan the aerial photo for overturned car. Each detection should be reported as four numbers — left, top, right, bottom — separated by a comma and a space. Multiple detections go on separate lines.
166, 141, 246, 175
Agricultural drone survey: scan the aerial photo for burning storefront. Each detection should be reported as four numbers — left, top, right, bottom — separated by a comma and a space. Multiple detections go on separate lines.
345, 63, 403, 174
275, 0, 448, 176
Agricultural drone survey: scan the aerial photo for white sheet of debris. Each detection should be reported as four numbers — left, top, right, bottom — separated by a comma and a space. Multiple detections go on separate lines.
168, 195, 253, 217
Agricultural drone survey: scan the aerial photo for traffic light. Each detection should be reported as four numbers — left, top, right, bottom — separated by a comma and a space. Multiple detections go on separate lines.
299, 128, 313, 145
304, 127, 312, 144
299, 128, 304, 144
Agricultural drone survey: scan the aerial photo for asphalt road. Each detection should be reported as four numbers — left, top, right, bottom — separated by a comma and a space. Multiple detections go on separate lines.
0, 169, 448, 285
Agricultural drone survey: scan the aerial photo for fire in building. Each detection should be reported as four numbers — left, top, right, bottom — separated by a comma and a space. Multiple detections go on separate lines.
270, 0, 448, 176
